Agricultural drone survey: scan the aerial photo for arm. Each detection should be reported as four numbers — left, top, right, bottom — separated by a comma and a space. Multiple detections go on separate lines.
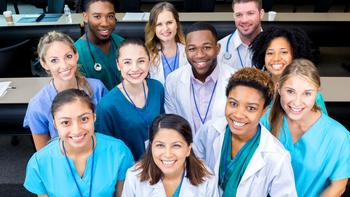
115, 181, 124, 197
269, 153, 298, 197
32, 134, 50, 151
320, 179, 348, 197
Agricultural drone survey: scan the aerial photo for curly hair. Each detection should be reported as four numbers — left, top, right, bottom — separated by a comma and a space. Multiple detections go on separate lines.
250, 26, 313, 70
226, 68, 274, 108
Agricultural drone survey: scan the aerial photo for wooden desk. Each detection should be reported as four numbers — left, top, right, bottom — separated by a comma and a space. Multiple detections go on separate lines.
0, 77, 50, 134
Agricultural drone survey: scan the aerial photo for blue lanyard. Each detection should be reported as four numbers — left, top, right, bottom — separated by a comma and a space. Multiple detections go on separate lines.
161, 44, 179, 72
191, 79, 218, 125
225, 32, 244, 68
62, 137, 95, 197
121, 80, 149, 130
172, 170, 186, 197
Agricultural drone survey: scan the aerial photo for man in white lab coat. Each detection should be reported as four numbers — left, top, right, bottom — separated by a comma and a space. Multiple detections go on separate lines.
164, 22, 236, 135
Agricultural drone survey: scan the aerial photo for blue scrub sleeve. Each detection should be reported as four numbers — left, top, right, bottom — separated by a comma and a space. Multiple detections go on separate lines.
95, 102, 114, 136
117, 143, 134, 181
23, 156, 47, 195
23, 103, 49, 134
330, 135, 350, 180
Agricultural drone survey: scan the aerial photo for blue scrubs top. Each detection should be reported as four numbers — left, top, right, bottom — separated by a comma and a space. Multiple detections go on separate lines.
23, 78, 108, 138
75, 33, 124, 90
261, 112, 350, 196
24, 133, 134, 197
95, 79, 164, 161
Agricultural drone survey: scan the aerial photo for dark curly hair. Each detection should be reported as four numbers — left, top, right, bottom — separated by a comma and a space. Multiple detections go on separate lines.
250, 26, 313, 70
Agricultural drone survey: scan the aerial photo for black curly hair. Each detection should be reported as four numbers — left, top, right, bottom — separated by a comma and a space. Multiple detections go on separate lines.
250, 26, 314, 70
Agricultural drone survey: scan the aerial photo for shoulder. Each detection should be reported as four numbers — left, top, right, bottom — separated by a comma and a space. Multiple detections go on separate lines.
96, 133, 131, 154
111, 33, 124, 44
260, 125, 290, 158
219, 64, 237, 77
147, 78, 163, 89
27, 84, 54, 110
218, 34, 231, 44
30, 139, 59, 164
86, 78, 107, 90
320, 114, 350, 140
166, 64, 190, 82
74, 37, 86, 48
98, 87, 119, 106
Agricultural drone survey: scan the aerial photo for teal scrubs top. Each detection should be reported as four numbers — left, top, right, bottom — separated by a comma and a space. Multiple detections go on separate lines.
261, 112, 350, 196
24, 133, 134, 197
75, 33, 124, 90
95, 79, 165, 161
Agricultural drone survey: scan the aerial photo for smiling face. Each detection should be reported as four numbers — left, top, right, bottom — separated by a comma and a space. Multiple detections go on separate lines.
155, 10, 177, 44
83, 1, 116, 42
265, 37, 293, 80
151, 128, 191, 178
279, 75, 318, 121
185, 30, 220, 77
41, 41, 78, 82
117, 44, 150, 85
225, 85, 266, 140
54, 99, 95, 151
233, 1, 264, 41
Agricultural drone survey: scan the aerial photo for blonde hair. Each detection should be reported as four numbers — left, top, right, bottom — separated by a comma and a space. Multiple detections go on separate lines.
37, 31, 93, 96
144, 2, 185, 67
269, 58, 321, 137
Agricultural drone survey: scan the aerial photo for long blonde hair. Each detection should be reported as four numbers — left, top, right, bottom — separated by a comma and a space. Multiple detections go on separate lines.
37, 31, 93, 96
144, 2, 185, 67
269, 58, 321, 137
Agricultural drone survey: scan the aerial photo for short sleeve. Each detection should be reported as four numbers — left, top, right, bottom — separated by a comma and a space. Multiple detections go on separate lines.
95, 102, 113, 136
330, 134, 350, 180
117, 143, 134, 181
23, 155, 47, 195
23, 101, 49, 134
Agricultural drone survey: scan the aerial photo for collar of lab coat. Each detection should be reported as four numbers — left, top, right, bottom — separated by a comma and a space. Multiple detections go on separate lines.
212, 119, 278, 182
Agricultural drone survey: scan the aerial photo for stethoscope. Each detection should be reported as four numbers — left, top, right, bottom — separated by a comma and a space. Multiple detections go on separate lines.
223, 32, 244, 68
85, 32, 118, 72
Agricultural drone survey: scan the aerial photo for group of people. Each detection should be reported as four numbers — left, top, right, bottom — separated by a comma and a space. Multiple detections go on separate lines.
22, 0, 349, 196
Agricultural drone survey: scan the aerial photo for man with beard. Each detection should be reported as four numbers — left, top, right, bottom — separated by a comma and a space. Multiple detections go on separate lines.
218, 0, 264, 70
75, 0, 123, 90
165, 22, 236, 135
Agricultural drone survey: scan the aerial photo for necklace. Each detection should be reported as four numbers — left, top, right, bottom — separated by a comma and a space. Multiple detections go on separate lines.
62, 137, 95, 197
121, 80, 149, 130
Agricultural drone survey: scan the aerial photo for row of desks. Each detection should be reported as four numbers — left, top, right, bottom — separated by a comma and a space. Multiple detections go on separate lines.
0, 77, 349, 134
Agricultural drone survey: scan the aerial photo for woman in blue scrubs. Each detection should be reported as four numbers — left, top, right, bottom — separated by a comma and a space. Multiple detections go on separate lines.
250, 26, 327, 114
262, 59, 349, 196
24, 89, 134, 197
95, 39, 164, 161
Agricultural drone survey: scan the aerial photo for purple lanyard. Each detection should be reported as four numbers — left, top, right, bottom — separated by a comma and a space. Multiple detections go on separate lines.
191, 79, 218, 124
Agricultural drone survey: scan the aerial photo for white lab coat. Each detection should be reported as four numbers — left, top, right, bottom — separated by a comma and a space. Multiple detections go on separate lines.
217, 30, 253, 70
193, 118, 297, 197
164, 63, 236, 134
122, 167, 219, 197
149, 43, 188, 85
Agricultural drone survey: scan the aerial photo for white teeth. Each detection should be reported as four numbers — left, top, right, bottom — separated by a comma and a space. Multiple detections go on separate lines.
71, 135, 84, 141
233, 121, 245, 127
271, 64, 283, 70
290, 107, 302, 112
162, 160, 175, 165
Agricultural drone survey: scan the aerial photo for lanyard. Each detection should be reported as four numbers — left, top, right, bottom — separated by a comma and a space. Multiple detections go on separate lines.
121, 80, 149, 130
236, 47, 244, 68
161, 44, 179, 72
191, 79, 218, 125
62, 137, 95, 197
172, 170, 186, 197
225, 32, 244, 68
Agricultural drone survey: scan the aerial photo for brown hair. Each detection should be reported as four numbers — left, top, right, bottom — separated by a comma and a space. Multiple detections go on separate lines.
226, 68, 274, 109
135, 114, 211, 186
269, 58, 321, 137
232, 0, 262, 10
37, 31, 93, 96
144, 2, 185, 67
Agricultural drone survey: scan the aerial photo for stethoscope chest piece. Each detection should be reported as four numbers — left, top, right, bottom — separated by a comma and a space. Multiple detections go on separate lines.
94, 63, 102, 71
223, 52, 232, 60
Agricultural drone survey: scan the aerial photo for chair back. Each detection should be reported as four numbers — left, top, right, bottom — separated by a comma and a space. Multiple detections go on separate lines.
0, 39, 33, 77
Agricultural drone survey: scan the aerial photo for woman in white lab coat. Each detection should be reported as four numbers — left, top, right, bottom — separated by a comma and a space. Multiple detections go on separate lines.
122, 114, 219, 197
193, 68, 297, 196
145, 2, 187, 85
